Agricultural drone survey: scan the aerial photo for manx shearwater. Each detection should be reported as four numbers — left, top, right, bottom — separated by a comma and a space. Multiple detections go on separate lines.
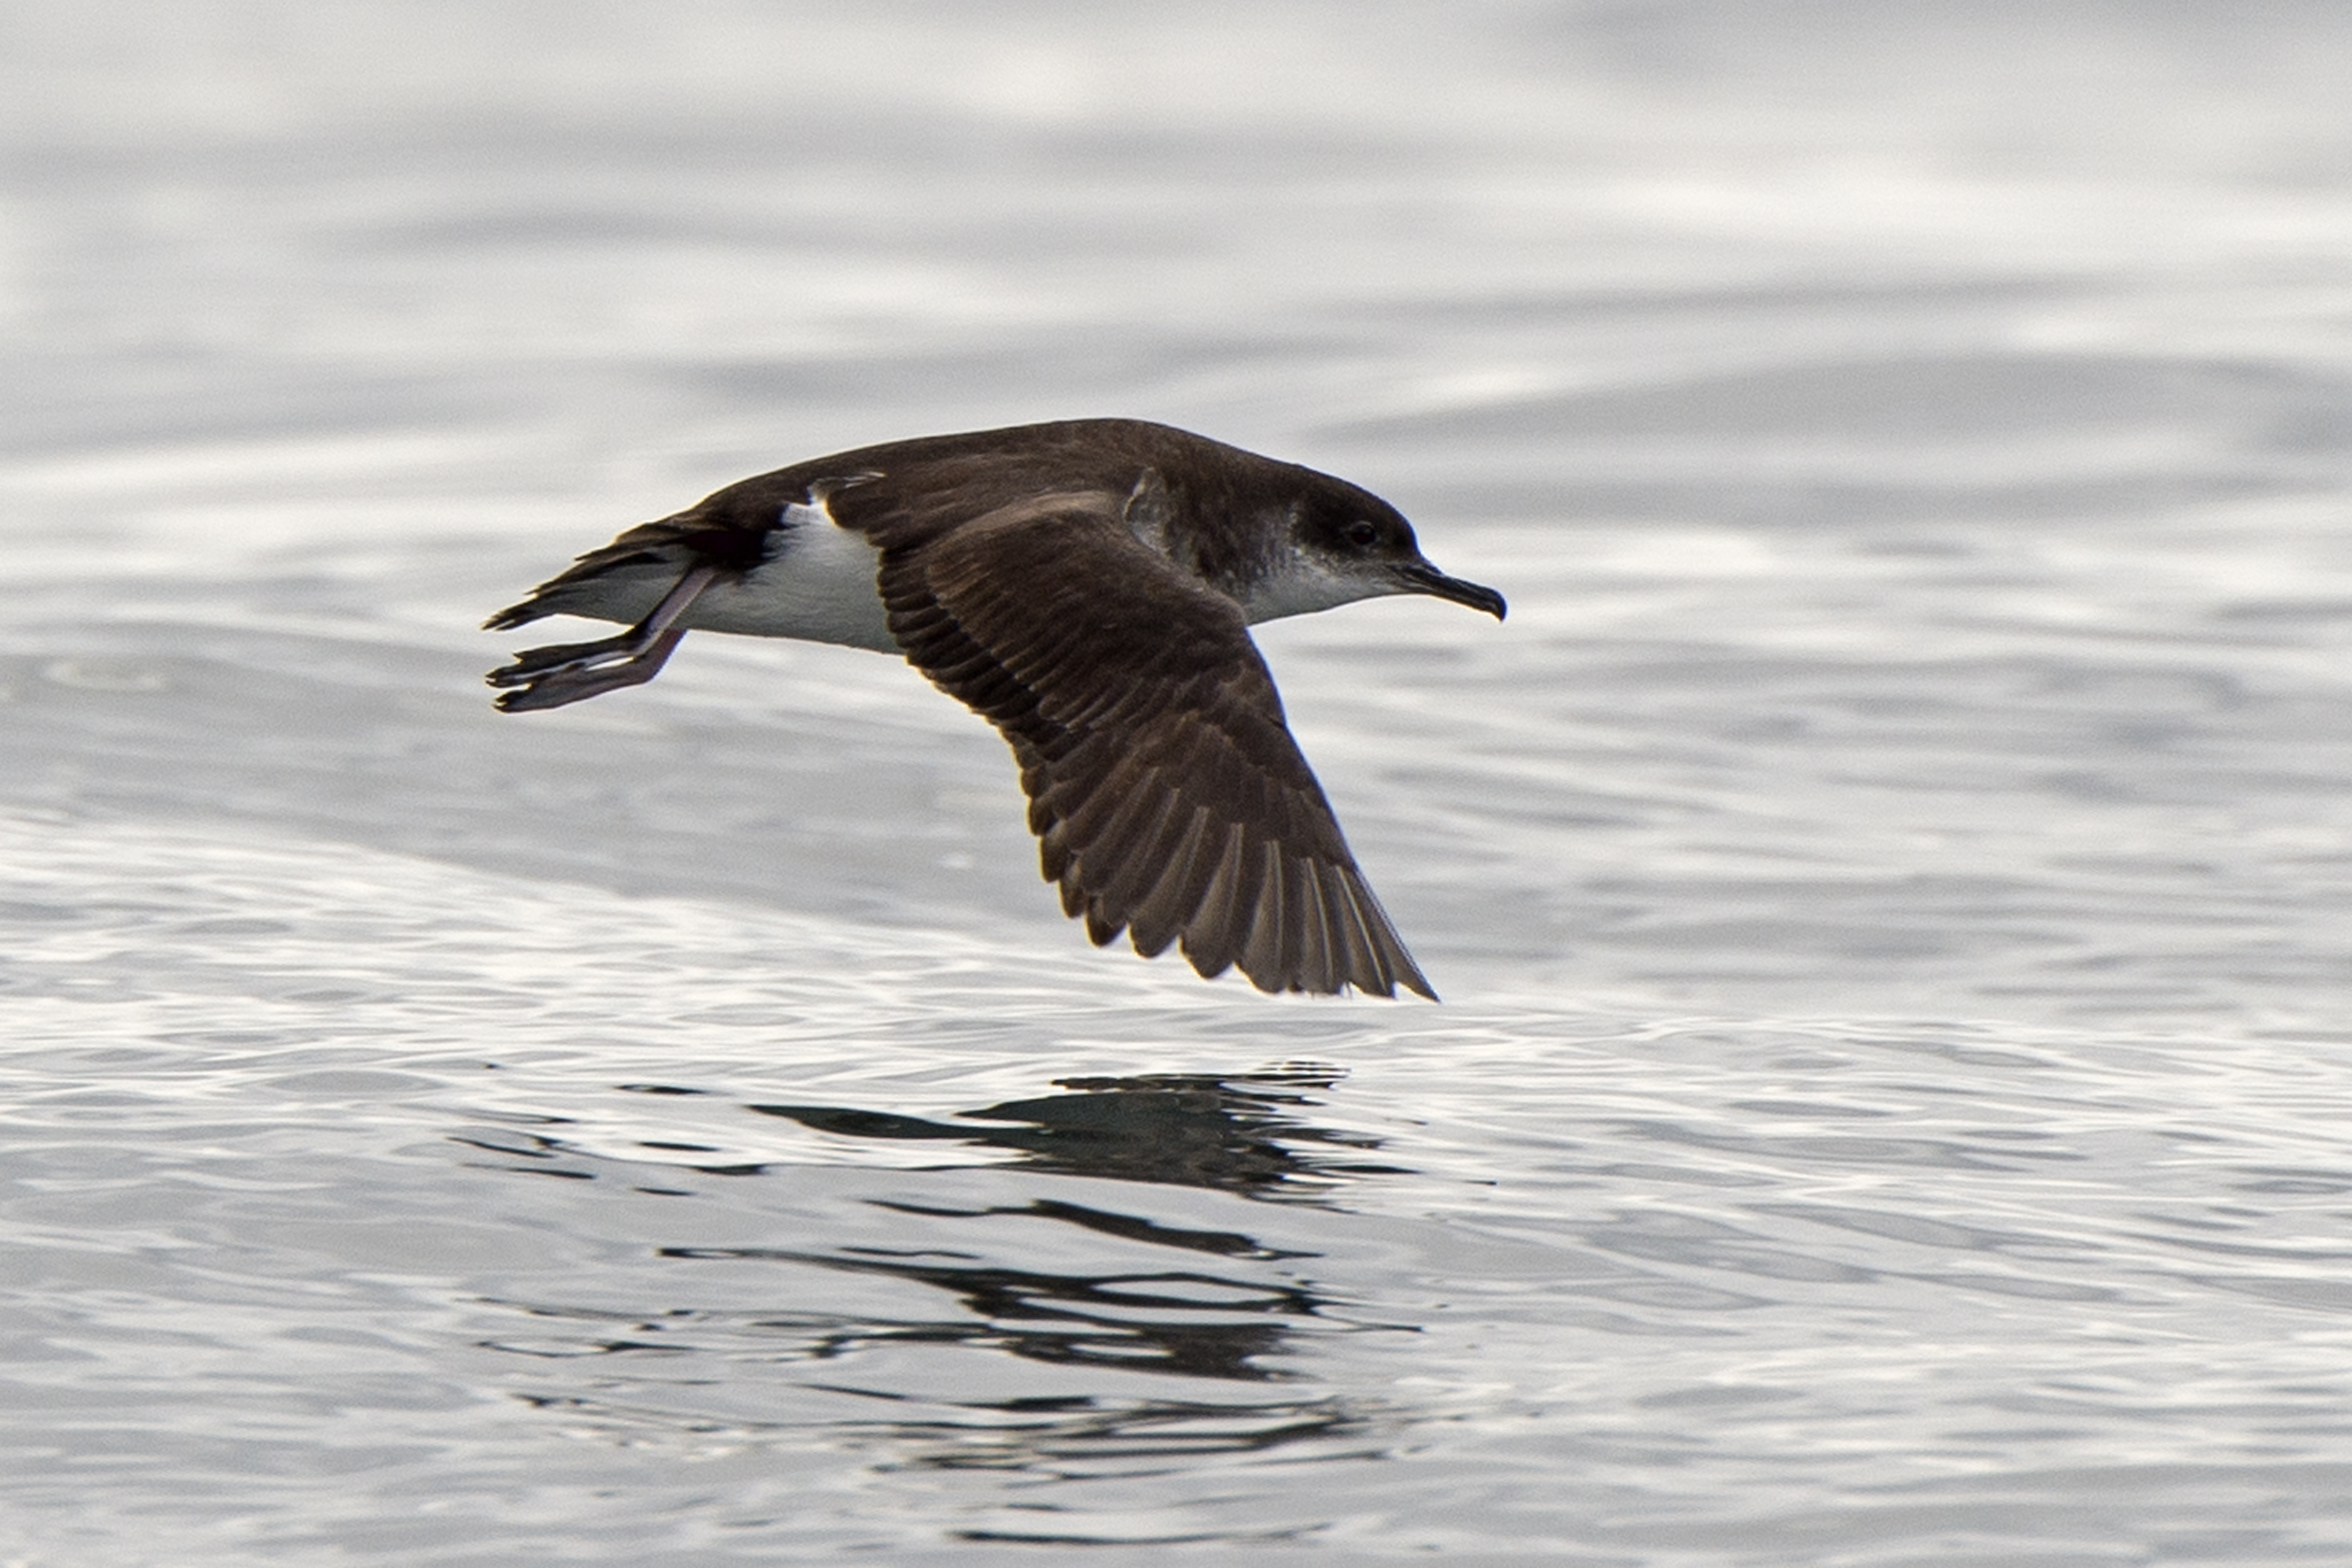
485, 419, 1505, 998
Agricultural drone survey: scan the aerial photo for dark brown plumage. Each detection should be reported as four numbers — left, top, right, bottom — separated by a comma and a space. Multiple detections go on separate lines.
486, 419, 1505, 999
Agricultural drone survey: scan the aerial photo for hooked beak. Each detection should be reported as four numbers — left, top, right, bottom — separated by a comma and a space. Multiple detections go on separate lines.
1395, 560, 1507, 621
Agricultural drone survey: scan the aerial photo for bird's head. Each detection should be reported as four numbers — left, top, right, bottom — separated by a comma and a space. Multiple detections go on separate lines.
1241, 476, 1508, 625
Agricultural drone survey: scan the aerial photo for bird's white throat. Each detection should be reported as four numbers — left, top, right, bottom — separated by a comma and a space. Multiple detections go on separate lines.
1239, 551, 1394, 624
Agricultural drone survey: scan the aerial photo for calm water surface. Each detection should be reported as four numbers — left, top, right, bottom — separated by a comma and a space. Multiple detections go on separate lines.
8, 3, 2352, 1562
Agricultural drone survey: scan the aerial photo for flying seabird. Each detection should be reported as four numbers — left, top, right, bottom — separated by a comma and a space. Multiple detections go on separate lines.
485, 419, 1505, 998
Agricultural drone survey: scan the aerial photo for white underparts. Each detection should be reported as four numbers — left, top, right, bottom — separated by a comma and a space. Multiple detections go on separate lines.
680, 500, 896, 652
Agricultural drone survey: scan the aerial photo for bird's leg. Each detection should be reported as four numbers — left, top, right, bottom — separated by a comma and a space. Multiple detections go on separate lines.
487, 563, 721, 711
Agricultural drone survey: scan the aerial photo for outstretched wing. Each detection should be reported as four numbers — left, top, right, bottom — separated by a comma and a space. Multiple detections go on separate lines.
877, 490, 1434, 998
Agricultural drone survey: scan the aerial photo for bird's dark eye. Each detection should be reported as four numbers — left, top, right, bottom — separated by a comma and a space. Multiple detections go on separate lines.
1345, 520, 1380, 547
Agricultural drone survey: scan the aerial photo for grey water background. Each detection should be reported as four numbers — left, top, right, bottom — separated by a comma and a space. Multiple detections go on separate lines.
8, 1, 2352, 1561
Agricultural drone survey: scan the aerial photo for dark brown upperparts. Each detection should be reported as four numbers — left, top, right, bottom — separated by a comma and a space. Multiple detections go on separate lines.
486, 418, 1494, 998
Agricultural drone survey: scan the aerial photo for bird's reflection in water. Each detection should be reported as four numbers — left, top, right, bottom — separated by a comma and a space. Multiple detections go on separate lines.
747, 1063, 1408, 1197
468, 1066, 1413, 1471
668, 1066, 1413, 1381
655, 1240, 1326, 1380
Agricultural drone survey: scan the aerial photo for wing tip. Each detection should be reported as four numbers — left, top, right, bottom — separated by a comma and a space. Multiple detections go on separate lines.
1056, 832, 1443, 1002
